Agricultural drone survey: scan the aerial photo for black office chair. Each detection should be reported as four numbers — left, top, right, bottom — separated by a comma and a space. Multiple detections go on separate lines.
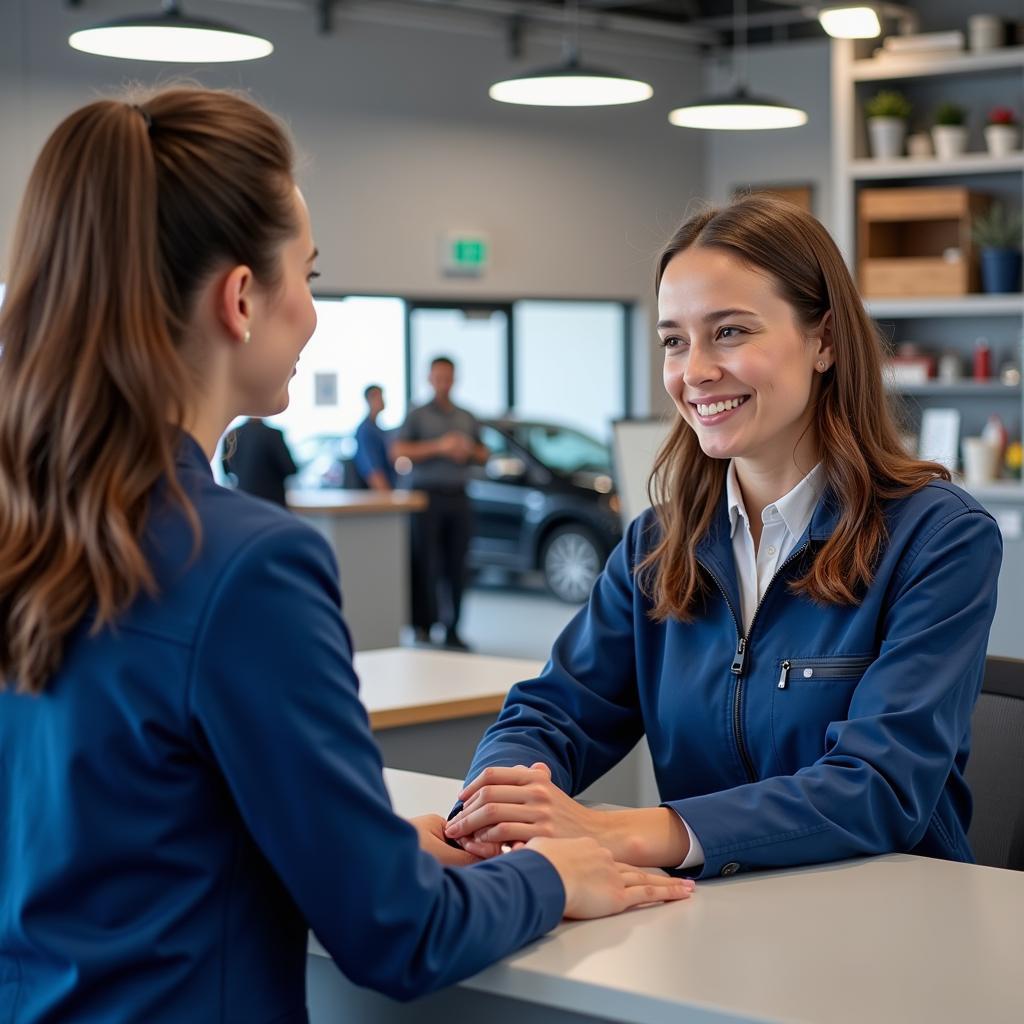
964, 655, 1024, 871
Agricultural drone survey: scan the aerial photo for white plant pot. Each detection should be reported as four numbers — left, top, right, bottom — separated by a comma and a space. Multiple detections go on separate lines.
985, 123, 1020, 157
932, 125, 968, 160
867, 117, 906, 159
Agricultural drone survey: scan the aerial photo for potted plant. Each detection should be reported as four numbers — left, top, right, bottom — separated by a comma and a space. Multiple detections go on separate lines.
932, 103, 968, 160
972, 202, 1023, 294
865, 90, 911, 159
984, 107, 1020, 157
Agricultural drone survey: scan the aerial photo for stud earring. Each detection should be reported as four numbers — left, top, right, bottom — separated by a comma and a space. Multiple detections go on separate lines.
817, 360, 827, 370
243, 328, 252, 345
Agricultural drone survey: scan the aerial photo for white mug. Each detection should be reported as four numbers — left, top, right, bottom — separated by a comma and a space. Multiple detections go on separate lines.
968, 14, 1003, 52
961, 436, 1001, 485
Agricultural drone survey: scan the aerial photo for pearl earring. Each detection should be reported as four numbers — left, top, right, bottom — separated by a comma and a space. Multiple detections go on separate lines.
243, 328, 252, 345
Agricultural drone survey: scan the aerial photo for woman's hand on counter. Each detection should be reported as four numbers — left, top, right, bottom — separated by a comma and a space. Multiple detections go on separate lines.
525, 837, 695, 920
409, 814, 481, 867
445, 763, 690, 868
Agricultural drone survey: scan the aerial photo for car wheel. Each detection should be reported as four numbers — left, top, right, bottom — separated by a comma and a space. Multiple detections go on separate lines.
541, 525, 603, 604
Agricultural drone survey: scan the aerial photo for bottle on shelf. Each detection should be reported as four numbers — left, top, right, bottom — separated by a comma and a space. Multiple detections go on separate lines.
973, 337, 992, 380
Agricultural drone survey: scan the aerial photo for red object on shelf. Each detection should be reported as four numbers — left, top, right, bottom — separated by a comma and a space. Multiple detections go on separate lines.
974, 339, 992, 380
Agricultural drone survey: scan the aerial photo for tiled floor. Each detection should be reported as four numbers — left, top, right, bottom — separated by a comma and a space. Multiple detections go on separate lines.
402, 571, 583, 662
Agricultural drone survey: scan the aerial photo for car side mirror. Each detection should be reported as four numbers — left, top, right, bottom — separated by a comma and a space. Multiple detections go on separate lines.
485, 455, 527, 481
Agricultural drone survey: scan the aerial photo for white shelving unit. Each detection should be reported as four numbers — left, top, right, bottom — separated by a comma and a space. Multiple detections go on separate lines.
851, 152, 1024, 180
832, 38, 1024, 659
832, 36, 1024, 442
850, 45, 1024, 82
867, 295, 1024, 318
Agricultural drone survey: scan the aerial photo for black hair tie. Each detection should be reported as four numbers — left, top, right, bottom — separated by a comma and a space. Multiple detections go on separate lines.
132, 104, 153, 134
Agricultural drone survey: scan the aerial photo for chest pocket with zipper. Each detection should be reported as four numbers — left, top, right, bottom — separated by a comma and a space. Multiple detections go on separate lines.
770, 655, 874, 772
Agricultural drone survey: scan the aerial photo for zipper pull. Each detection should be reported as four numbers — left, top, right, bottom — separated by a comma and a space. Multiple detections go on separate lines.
777, 660, 791, 689
731, 636, 748, 676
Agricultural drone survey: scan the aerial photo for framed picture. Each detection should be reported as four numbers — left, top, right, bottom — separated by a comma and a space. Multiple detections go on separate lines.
918, 407, 961, 474
732, 182, 815, 215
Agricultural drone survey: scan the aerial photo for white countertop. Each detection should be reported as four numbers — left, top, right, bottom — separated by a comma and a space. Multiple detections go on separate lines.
354, 648, 543, 729
311, 769, 1024, 1024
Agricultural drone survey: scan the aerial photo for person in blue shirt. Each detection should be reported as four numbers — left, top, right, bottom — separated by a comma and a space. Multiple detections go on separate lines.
444, 194, 1003, 880
0, 87, 692, 1024
353, 383, 397, 490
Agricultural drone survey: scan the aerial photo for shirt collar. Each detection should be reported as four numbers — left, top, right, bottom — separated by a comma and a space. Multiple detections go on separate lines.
726, 460, 826, 540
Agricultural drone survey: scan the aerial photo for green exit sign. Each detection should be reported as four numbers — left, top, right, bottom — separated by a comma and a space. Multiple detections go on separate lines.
441, 232, 489, 277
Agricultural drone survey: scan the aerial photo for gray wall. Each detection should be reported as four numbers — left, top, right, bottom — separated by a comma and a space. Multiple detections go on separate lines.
701, 37, 834, 230
0, 0, 715, 416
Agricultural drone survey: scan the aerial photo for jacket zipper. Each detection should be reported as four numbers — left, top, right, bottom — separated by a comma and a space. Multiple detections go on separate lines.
698, 542, 811, 783
777, 655, 873, 690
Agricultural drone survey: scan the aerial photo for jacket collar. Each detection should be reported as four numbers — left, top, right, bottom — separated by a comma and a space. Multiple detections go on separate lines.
695, 477, 843, 609
176, 432, 213, 478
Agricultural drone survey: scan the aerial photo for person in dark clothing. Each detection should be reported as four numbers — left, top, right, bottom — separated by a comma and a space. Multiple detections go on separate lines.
0, 86, 692, 1024
222, 417, 298, 507
354, 384, 397, 491
391, 357, 488, 651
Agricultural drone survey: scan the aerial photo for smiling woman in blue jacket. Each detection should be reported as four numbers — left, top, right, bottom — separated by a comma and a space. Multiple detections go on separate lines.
0, 88, 691, 1023
445, 195, 1003, 880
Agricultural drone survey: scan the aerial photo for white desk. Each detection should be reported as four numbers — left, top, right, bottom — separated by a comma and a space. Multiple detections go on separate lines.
308, 769, 1024, 1024
356, 648, 658, 807
355, 647, 543, 730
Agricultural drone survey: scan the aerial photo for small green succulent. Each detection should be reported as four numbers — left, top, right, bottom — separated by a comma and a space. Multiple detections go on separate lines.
972, 202, 1024, 250
934, 102, 966, 126
865, 90, 912, 120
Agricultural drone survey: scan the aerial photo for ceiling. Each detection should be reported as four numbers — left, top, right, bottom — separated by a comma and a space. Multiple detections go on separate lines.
274, 0, 830, 50
506, 1, 825, 46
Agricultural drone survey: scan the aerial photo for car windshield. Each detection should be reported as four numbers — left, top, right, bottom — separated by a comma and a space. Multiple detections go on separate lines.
515, 424, 611, 476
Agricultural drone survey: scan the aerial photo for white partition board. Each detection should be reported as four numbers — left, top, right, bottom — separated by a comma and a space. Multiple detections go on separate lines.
611, 418, 674, 526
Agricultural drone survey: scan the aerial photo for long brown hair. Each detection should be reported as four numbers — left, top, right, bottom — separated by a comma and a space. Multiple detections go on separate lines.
638, 195, 949, 622
0, 87, 297, 694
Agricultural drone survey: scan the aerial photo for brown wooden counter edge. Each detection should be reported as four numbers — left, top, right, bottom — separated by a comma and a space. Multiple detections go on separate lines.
288, 490, 429, 515
368, 694, 505, 730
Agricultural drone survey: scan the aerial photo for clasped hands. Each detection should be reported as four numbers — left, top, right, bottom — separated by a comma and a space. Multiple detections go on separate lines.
443, 762, 691, 869
444, 762, 607, 859
438, 431, 476, 463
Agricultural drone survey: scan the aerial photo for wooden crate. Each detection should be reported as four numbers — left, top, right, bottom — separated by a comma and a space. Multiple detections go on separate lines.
857, 187, 988, 297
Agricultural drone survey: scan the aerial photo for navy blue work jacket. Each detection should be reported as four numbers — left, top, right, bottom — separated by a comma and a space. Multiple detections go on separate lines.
0, 436, 563, 1023
464, 480, 1002, 879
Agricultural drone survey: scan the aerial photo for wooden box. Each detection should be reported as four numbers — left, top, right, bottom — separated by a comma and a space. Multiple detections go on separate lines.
857, 187, 988, 297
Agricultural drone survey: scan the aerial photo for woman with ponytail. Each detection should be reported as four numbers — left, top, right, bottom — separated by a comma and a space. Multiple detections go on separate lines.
446, 195, 1002, 882
0, 88, 691, 1023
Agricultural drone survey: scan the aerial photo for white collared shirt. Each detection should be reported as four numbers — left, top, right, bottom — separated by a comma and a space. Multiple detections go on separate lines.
674, 459, 826, 871
726, 459, 826, 633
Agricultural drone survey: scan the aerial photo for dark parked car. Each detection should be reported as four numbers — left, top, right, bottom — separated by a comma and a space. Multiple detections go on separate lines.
288, 419, 623, 604
468, 420, 623, 603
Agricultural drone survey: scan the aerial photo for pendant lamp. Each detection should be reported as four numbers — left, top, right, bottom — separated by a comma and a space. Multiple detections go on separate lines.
818, 4, 883, 39
668, 0, 807, 131
489, 0, 652, 107
68, 0, 273, 63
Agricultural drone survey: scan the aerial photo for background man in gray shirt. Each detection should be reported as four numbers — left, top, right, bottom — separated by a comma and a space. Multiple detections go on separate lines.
392, 356, 488, 650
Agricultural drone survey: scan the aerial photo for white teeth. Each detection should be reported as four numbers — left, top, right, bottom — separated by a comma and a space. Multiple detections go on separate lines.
697, 397, 746, 417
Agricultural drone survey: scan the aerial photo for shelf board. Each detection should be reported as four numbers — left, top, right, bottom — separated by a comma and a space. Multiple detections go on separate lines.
887, 381, 1022, 397
852, 45, 1024, 82
961, 479, 1024, 503
851, 153, 1024, 180
866, 295, 1024, 318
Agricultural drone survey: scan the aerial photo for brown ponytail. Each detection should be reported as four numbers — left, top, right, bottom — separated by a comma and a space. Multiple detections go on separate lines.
0, 87, 297, 694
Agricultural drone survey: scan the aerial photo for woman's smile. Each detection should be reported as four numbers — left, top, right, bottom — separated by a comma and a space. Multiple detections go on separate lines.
691, 394, 751, 425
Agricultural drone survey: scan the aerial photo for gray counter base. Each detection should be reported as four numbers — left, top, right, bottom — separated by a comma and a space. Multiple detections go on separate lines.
307, 956, 620, 1024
